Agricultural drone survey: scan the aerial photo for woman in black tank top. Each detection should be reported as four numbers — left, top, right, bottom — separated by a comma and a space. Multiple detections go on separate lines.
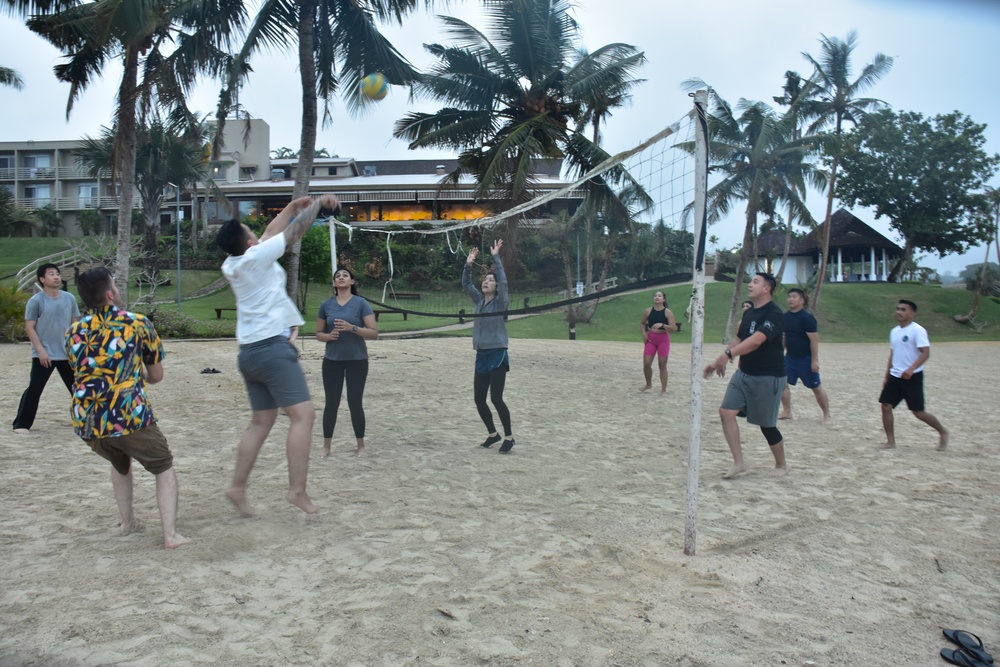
639, 291, 677, 394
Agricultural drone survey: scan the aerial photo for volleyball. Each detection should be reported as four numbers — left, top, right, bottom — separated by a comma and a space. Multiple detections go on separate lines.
361, 73, 389, 100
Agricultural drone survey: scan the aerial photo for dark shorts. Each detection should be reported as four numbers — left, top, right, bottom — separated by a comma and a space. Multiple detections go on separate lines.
879, 372, 925, 412
238, 336, 311, 411
475, 348, 509, 375
85, 423, 173, 476
785, 355, 821, 389
721, 369, 785, 427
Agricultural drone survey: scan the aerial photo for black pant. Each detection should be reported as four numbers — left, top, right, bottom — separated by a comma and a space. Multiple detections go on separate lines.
13, 358, 74, 431
474, 367, 511, 437
322, 358, 369, 439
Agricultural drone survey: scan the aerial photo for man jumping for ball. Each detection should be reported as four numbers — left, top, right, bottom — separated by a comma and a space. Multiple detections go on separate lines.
216, 194, 340, 515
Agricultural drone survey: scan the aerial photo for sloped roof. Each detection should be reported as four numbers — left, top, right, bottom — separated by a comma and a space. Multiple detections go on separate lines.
757, 209, 902, 255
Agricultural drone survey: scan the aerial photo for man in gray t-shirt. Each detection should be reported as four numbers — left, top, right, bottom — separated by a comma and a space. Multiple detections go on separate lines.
13, 263, 80, 434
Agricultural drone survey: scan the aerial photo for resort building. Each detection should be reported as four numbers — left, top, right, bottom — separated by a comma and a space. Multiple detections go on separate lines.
756, 209, 905, 284
0, 118, 577, 237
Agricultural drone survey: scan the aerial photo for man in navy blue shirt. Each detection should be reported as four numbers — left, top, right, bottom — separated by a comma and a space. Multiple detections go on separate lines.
778, 288, 831, 423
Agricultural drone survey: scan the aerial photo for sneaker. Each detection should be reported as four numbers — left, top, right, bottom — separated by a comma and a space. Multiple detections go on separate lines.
499, 438, 515, 454
480, 434, 502, 448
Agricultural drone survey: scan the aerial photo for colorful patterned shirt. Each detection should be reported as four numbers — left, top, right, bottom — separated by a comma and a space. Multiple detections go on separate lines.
66, 305, 164, 440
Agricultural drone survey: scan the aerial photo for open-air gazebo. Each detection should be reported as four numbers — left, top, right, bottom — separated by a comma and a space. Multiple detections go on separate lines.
756, 209, 904, 284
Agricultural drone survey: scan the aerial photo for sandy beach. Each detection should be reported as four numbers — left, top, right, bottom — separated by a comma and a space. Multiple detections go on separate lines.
1, 337, 998, 666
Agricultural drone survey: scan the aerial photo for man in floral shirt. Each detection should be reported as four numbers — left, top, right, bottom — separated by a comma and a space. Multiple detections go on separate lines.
66, 267, 189, 549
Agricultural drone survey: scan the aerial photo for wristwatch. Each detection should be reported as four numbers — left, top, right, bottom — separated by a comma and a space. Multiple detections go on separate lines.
352, 325, 358, 332
725, 348, 733, 359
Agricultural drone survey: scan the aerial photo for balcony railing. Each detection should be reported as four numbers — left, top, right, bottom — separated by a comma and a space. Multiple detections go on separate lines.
0, 166, 112, 180
11, 195, 121, 211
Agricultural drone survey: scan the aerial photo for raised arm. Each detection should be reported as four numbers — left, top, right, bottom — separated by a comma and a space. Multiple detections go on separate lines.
491, 239, 508, 306
462, 248, 482, 302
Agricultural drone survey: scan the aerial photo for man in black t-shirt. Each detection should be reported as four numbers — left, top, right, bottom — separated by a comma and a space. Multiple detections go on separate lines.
704, 272, 789, 479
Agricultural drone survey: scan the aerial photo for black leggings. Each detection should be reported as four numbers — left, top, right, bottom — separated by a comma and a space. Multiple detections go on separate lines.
322, 358, 369, 439
474, 367, 512, 437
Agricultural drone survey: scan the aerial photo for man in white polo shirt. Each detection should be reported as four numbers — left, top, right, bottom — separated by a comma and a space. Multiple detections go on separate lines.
216, 194, 340, 515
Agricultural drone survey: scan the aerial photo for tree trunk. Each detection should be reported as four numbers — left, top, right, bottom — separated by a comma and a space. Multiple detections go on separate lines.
287, 1, 319, 301
723, 208, 757, 344
888, 244, 912, 283
955, 238, 993, 322
578, 233, 619, 322
811, 152, 840, 312
142, 196, 161, 281
113, 46, 141, 307
774, 205, 795, 288
560, 223, 577, 327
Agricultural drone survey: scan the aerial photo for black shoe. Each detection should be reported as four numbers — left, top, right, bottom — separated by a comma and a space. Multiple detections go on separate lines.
480, 434, 502, 448
499, 438, 515, 454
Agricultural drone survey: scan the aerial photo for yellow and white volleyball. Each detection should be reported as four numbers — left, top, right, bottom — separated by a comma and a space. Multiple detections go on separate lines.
360, 73, 389, 101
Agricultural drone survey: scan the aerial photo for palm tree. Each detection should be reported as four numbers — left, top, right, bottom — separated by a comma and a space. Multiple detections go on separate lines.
7, 0, 246, 305
687, 92, 821, 342
0, 65, 24, 89
394, 0, 647, 277
771, 70, 821, 286
800, 31, 893, 310
219, 0, 426, 303
77, 113, 213, 279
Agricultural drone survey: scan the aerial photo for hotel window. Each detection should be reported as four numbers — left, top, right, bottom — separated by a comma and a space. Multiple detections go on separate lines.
24, 184, 52, 206
78, 184, 99, 208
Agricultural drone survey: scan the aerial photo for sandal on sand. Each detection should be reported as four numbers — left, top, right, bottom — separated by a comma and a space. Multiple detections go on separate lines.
941, 648, 993, 667
943, 630, 994, 664
200, 367, 221, 374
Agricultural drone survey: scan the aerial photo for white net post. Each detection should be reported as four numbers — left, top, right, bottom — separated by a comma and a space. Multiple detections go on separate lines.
328, 216, 338, 281
684, 90, 710, 556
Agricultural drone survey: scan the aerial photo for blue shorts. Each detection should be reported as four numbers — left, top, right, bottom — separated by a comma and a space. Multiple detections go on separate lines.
475, 348, 509, 374
785, 355, 821, 389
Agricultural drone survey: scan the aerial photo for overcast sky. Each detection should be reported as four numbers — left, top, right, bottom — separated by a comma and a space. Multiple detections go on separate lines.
2, 0, 999, 277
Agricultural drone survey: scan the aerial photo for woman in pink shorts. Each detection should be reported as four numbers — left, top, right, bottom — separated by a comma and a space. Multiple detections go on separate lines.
639, 291, 677, 394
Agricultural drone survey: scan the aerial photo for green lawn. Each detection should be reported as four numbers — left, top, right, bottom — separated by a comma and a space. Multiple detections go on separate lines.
503, 281, 1000, 344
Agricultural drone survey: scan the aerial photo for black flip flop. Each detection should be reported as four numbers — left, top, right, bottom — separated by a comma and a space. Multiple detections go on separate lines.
941, 648, 993, 667
943, 629, 994, 664
200, 367, 221, 374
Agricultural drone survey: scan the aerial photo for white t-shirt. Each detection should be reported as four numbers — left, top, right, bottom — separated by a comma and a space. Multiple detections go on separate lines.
889, 321, 929, 377
222, 233, 304, 344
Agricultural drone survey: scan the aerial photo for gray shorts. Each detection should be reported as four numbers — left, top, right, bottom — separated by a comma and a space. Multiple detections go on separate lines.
237, 336, 311, 411
721, 369, 785, 427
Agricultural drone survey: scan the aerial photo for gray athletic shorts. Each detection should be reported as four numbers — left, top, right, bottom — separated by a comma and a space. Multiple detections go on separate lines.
721, 369, 785, 427
237, 335, 310, 411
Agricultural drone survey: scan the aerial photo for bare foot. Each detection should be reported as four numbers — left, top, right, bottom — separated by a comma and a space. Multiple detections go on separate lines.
937, 429, 949, 451
877, 442, 896, 450
225, 486, 253, 517
321, 445, 331, 459
164, 533, 191, 549
12, 428, 29, 435
639, 384, 652, 393
822, 415, 832, 424
778, 413, 791, 420
287, 490, 319, 514
120, 520, 144, 536
721, 464, 747, 479
767, 465, 790, 477
356, 445, 367, 458
660, 388, 667, 395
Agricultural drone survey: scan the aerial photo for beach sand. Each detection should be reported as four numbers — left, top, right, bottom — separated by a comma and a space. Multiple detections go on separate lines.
1, 338, 997, 666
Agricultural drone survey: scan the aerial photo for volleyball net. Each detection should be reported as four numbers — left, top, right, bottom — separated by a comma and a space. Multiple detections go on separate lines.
313, 99, 705, 322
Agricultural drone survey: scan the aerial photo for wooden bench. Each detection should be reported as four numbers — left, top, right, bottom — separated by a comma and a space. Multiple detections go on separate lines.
215, 308, 237, 319
389, 292, 421, 300
373, 309, 408, 321
135, 279, 171, 287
